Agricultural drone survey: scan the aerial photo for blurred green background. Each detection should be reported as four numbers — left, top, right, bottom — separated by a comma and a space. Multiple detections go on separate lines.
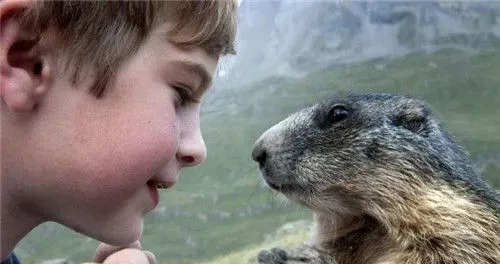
13, 1, 500, 263
16, 48, 500, 264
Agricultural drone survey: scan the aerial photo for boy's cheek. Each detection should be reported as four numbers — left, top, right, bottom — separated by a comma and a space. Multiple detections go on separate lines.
77, 145, 173, 192
74, 123, 178, 180
39, 130, 177, 211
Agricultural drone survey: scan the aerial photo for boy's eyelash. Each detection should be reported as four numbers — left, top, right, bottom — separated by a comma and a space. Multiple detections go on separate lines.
172, 85, 197, 105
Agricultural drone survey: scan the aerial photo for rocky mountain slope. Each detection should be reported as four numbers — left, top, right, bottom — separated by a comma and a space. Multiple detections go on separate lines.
218, 0, 500, 89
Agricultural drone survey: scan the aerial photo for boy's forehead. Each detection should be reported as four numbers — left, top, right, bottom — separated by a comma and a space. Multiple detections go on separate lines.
155, 21, 221, 59
145, 24, 219, 87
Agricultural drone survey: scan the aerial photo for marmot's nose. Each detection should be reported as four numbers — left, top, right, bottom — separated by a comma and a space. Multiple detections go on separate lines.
252, 141, 267, 166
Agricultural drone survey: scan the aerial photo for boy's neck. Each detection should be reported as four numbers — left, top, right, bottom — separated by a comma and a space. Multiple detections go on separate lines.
1, 194, 44, 260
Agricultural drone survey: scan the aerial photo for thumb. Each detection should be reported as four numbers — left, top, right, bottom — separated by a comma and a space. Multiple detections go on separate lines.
92, 241, 142, 263
102, 248, 155, 264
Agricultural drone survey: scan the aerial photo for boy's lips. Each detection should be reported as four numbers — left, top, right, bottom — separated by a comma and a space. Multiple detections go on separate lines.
146, 176, 177, 207
148, 184, 159, 208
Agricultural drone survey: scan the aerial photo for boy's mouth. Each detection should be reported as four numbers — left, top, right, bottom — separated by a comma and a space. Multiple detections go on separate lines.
147, 182, 159, 208
146, 180, 175, 208
147, 180, 175, 189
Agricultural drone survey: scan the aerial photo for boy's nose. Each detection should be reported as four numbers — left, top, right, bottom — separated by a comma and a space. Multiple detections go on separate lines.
177, 121, 207, 167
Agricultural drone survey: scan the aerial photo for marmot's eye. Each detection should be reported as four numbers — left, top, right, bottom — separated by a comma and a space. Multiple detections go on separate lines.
327, 105, 350, 123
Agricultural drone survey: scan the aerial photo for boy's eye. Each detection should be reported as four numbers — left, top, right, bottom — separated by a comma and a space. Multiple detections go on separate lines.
172, 84, 195, 106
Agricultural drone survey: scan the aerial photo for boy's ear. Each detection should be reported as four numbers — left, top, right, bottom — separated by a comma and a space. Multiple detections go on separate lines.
1, 0, 50, 111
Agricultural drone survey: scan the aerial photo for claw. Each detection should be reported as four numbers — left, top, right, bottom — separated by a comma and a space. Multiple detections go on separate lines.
270, 248, 288, 260
257, 248, 287, 264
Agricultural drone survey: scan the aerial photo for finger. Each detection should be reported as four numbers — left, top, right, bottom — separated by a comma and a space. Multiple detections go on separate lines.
102, 248, 149, 264
143, 250, 157, 264
93, 241, 142, 263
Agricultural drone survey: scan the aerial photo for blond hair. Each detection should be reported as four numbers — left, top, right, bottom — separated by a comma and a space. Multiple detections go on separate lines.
18, 0, 237, 97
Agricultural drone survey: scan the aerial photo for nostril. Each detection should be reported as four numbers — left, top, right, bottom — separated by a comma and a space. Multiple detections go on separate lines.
257, 151, 267, 164
181, 155, 195, 164
252, 147, 267, 165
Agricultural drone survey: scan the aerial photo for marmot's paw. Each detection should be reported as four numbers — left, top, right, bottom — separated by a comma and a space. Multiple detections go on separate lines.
257, 248, 289, 264
257, 246, 324, 264
290, 245, 333, 263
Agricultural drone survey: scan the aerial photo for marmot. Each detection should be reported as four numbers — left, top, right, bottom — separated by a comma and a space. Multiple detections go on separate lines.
252, 94, 499, 264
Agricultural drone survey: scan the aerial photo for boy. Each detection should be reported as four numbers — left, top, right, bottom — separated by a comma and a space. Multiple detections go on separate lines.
0, 0, 237, 263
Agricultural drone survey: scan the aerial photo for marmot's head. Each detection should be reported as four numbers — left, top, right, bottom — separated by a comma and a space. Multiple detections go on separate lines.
252, 94, 496, 215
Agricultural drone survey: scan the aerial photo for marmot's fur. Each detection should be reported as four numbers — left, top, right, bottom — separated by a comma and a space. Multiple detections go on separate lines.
253, 94, 499, 264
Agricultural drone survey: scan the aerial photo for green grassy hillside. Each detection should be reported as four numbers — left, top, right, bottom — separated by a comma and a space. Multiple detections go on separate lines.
16, 49, 500, 264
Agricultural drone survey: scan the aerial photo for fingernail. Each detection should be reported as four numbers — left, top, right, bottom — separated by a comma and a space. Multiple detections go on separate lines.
144, 251, 157, 264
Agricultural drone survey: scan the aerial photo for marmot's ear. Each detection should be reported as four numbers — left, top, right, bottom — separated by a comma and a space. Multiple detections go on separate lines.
392, 101, 430, 134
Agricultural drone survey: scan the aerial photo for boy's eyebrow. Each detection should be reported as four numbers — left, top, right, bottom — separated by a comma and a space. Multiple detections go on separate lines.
171, 60, 213, 90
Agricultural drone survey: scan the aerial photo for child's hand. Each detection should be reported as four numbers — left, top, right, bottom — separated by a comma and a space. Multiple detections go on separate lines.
83, 241, 156, 264
96, 248, 155, 264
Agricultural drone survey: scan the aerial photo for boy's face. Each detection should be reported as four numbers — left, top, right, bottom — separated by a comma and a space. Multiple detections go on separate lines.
3, 23, 217, 245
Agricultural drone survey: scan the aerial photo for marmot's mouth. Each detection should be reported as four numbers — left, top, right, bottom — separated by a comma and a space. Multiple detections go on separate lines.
267, 181, 280, 190
260, 167, 299, 193
263, 178, 296, 193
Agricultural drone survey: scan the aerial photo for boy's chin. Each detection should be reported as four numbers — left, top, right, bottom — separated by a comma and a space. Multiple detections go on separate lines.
89, 220, 144, 246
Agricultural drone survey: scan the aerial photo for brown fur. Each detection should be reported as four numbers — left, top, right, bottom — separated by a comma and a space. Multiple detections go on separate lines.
313, 178, 500, 263
253, 94, 499, 264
